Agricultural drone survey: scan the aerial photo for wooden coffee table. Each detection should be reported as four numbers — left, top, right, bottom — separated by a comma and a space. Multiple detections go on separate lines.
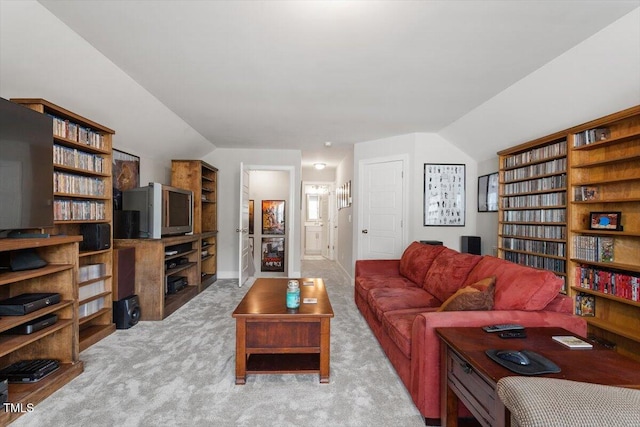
437, 327, 640, 427
232, 278, 334, 384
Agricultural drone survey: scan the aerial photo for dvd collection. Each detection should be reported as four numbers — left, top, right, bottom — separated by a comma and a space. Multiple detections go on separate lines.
573, 185, 599, 202
48, 114, 105, 149
573, 127, 610, 147
53, 199, 106, 221
502, 192, 566, 209
503, 251, 566, 274
503, 174, 566, 195
502, 224, 565, 239
502, 158, 566, 182
573, 236, 614, 262
53, 144, 104, 173
502, 237, 565, 257
503, 140, 567, 169
503, 208, 566, 223
54, 171, 106, 197
576, 266, 640, 302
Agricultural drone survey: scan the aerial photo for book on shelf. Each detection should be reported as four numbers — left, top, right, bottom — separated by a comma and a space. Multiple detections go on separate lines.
574, 127, 610, 147
552, 335, 593, 349
573, 236, 614, 263
598, 237, 614, 262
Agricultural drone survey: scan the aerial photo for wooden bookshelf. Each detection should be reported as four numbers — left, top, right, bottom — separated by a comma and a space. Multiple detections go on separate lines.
497, 136, 568, 291
11, 98, 116, 351
0, 236, 84, 425
171, 160, 218, 290
568, 105, 640, 362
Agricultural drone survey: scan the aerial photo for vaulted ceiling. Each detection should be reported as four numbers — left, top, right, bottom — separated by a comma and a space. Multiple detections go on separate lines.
35, 1, 640, 166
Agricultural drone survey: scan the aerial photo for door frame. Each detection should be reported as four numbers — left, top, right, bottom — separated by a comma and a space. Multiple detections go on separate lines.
357, 154, 410, 260
301, 181, 336, 260
242, 164, 297, 278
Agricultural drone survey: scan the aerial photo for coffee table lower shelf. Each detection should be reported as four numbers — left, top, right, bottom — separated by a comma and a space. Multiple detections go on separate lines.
246, 353, 321, 374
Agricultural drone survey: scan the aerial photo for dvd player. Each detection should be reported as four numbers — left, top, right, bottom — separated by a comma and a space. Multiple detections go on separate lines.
3, 314, 58, 335
0, 293, 61, 316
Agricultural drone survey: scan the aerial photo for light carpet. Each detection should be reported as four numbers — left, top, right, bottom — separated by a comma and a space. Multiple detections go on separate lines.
10, 259, 426, 427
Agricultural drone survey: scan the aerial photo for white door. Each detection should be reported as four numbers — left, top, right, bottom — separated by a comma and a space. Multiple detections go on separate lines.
237, 163, 250, 287
359, 159, 405, 259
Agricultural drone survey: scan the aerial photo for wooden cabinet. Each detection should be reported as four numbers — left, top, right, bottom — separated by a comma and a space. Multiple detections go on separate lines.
0, 236, 84, 425
171, 160, 218, 289
498, 105, 640, 361
11, 99, 116, 351
498, 136, 569, 291
567, 105, 640, 361
113, 235, 200, 320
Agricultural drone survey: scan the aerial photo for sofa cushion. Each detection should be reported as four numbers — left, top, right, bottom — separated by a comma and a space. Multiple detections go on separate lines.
464, 256, 562, 311
437, 276, 495, 312
368, 287, 440, 322
382, 308, 438, 359
422, 248, 483, 302
399, 242, 446, 285
355, 275, 417, 301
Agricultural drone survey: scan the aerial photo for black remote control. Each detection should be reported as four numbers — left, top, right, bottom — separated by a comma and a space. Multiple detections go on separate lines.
498, 330, 527, 339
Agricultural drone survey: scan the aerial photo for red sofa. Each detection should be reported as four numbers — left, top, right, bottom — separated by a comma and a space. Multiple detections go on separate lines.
354, 242, 587, 425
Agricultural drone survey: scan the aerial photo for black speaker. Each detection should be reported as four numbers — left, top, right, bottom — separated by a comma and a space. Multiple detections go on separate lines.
113, 210, 140, 239
79, 223, 111, 251
461, 236, 481, 255
113, 295, 140, 329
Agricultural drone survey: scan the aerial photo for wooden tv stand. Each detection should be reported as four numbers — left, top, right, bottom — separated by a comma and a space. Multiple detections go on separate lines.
114, 234, 203, 320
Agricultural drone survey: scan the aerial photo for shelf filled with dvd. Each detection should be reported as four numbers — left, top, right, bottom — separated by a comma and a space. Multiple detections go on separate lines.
498, 136, 568, 291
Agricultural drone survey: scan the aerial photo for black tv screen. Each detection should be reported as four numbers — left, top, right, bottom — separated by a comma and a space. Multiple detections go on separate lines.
0, 97, 54, 232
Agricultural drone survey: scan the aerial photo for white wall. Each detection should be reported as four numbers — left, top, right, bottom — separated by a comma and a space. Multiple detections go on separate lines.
0, 1, 215, 172
200, 148, 301, 279
440, 8, 640, 162
336, 150, 355, 276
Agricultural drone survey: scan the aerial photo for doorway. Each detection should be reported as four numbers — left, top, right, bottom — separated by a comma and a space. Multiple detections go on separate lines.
302, 182, 334, 260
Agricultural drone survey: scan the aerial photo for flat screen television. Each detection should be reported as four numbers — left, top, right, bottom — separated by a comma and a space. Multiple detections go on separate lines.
0, 97, 54, 235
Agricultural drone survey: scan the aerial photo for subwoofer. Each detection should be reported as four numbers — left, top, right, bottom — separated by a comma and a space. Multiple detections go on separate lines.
461, 236, 481, 255
113, 295, 141, 329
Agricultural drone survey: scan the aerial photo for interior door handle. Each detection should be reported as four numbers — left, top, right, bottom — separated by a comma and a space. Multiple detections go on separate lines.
362, 229, 368, 234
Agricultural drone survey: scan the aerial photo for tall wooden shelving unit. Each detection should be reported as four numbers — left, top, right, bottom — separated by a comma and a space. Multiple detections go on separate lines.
499, 105, 640, 362
568, 106, 640, 362
171, 160, 218, 290
11, 99, 116, 351
0, 236, 84, 425
497, 135, 569, 291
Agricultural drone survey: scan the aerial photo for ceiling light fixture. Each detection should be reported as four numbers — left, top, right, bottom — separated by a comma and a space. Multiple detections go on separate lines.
314, 163, 326, 170
324, 141, 332, 147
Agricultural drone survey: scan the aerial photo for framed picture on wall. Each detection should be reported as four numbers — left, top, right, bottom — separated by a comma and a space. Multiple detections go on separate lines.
262, 200, 285, 234
248, 200, 254, 234
261, 237, 285, 272
112, 149, 140, 210
478, 172, 498, 212
423, 163, 466, 226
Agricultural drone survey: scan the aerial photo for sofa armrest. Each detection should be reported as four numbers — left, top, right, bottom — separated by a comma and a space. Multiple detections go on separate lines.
497, 377, 640, 427
355, 259, 400, 278
409, 310, 587, 420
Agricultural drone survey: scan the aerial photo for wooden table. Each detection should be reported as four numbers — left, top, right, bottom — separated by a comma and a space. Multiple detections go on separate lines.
232, 278, 334, 384
437, 327, 640, 427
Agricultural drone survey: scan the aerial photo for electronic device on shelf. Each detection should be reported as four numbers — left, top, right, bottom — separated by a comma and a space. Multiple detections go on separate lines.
0, 359, 60, 383
3, 313, 57, 335
122, 183, 193, 239
166, 276, 187, 295
0, 293, 61, 316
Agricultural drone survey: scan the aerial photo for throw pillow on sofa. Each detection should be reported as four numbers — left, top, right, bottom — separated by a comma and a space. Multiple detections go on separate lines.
422, 247, 483, 302
437, 276, 496, 312
398, 242, 446, 285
